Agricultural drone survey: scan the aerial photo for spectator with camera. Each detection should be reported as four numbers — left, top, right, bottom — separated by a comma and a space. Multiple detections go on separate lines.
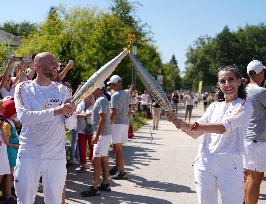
0, 56, 19, 98
12, 53, 37, 83
54, 60, 74, 83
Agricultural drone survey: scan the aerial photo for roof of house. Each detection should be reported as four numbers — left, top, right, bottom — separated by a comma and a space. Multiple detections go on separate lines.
0, 30, 20, 46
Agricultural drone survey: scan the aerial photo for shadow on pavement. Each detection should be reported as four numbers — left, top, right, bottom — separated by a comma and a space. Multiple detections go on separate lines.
68, 191, 173, 204
126, 174, 195, 193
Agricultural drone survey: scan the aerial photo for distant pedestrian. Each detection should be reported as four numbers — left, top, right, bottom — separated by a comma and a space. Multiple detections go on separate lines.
140, 90, 150, 118
202, 92, 208, 112
152, 99, 161, 130
172, 91, 179, 113
184, 91, 194, 123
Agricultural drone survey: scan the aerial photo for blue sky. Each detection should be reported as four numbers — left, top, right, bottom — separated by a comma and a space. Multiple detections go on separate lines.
1, 0, 266, 72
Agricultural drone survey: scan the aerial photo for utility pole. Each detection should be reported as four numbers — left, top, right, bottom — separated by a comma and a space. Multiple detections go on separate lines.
128, 33, 137, 90
131, 44, 137, 89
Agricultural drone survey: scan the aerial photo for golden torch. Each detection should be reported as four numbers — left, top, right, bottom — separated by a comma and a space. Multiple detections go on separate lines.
72, 48, 129, 105
128, 53, 174, 112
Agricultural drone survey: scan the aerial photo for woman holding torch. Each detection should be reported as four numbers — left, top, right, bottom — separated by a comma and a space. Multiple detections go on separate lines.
167, 66, 253, 204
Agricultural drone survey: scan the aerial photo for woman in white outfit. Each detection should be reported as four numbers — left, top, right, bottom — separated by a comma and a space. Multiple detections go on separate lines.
167, 66, 254, 204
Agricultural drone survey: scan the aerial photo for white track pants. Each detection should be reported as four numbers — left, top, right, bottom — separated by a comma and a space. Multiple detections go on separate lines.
14, 157, 67, 204
194, 154, 243, 204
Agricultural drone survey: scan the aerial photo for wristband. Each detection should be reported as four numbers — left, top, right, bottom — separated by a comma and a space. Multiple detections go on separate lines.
191, 122, 199, 131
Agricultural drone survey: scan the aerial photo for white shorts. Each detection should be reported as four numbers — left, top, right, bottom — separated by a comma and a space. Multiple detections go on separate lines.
15, 157, 67, 204
93, 135, 112, 157
111, 124, 129, 144
243, 140, 266, 172
0, 145, 10, 175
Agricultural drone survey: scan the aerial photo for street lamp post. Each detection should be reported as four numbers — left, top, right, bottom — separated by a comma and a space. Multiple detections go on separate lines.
131, 45, 137, 90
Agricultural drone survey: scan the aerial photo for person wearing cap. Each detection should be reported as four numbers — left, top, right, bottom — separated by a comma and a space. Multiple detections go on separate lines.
13, 52, 76, 204
0, 99, 17, 204
108, 75, 130, 180
2, 97, 19, 174
243, 60, 266, 204
81, 82, 112, 197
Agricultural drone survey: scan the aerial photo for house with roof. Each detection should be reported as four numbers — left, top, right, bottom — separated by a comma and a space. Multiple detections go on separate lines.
0, 29, 20, 46
0, 30, 20, 66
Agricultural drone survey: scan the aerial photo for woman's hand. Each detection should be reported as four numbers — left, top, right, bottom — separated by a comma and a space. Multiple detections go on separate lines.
92, 135, 99, 144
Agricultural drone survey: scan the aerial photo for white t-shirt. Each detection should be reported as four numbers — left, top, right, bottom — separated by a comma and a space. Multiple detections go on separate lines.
194, 94, 199, 102
0, 130, 10, 175
0, 86, 15, 98
197, 98, 253, 155
141, 94, 150, 105
14, 80, 71, 160
76, 100, 93, 124
185, 95, 194, 106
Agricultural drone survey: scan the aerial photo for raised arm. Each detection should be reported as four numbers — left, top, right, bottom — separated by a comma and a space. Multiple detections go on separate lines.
58, 61, 73, 81
0, 56, 15, 89
13, 61, 26, 86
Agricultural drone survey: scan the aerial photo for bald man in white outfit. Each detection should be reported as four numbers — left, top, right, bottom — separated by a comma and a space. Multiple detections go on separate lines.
14, 52, 76, 204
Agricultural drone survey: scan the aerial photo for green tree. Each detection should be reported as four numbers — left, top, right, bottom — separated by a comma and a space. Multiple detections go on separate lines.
110, 0, 162, 91
0, 21, 37, 37
14, 5, 162, 91
184, 24, 266, 91
0, 43, 10, 70
169, 55, 182, 90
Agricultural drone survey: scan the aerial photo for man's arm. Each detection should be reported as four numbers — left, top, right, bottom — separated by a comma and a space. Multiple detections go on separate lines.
110, 108, 117, 124
92, 112, 106, 144
14, 83, 76, 125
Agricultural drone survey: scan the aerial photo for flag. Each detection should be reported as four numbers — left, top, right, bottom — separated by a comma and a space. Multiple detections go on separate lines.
198, 81, 203, 93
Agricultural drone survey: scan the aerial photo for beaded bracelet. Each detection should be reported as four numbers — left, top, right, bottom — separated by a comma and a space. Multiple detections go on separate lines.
191, 122, 199, 131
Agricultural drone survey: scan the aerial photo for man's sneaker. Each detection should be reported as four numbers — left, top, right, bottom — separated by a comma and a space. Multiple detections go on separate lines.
111, 172, 127, 180
97, 183, 111, 192
80, 186, 100, 197
68, 158, 79, 165
109, 166, 118, 175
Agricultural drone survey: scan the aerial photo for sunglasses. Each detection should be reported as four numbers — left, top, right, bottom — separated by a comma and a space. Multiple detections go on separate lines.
218, 77, 237, 84
218, 64, 238, 72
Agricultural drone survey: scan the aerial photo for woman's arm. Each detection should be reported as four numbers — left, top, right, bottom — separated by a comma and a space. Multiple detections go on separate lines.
13, 61, 26, 86
26, 62, 36, 80
58, 62, 73, 81
0, 56, 15, 89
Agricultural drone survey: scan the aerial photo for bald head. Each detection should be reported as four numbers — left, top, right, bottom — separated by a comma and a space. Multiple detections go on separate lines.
34, 52, 53, 65
34, 52, 58, 81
